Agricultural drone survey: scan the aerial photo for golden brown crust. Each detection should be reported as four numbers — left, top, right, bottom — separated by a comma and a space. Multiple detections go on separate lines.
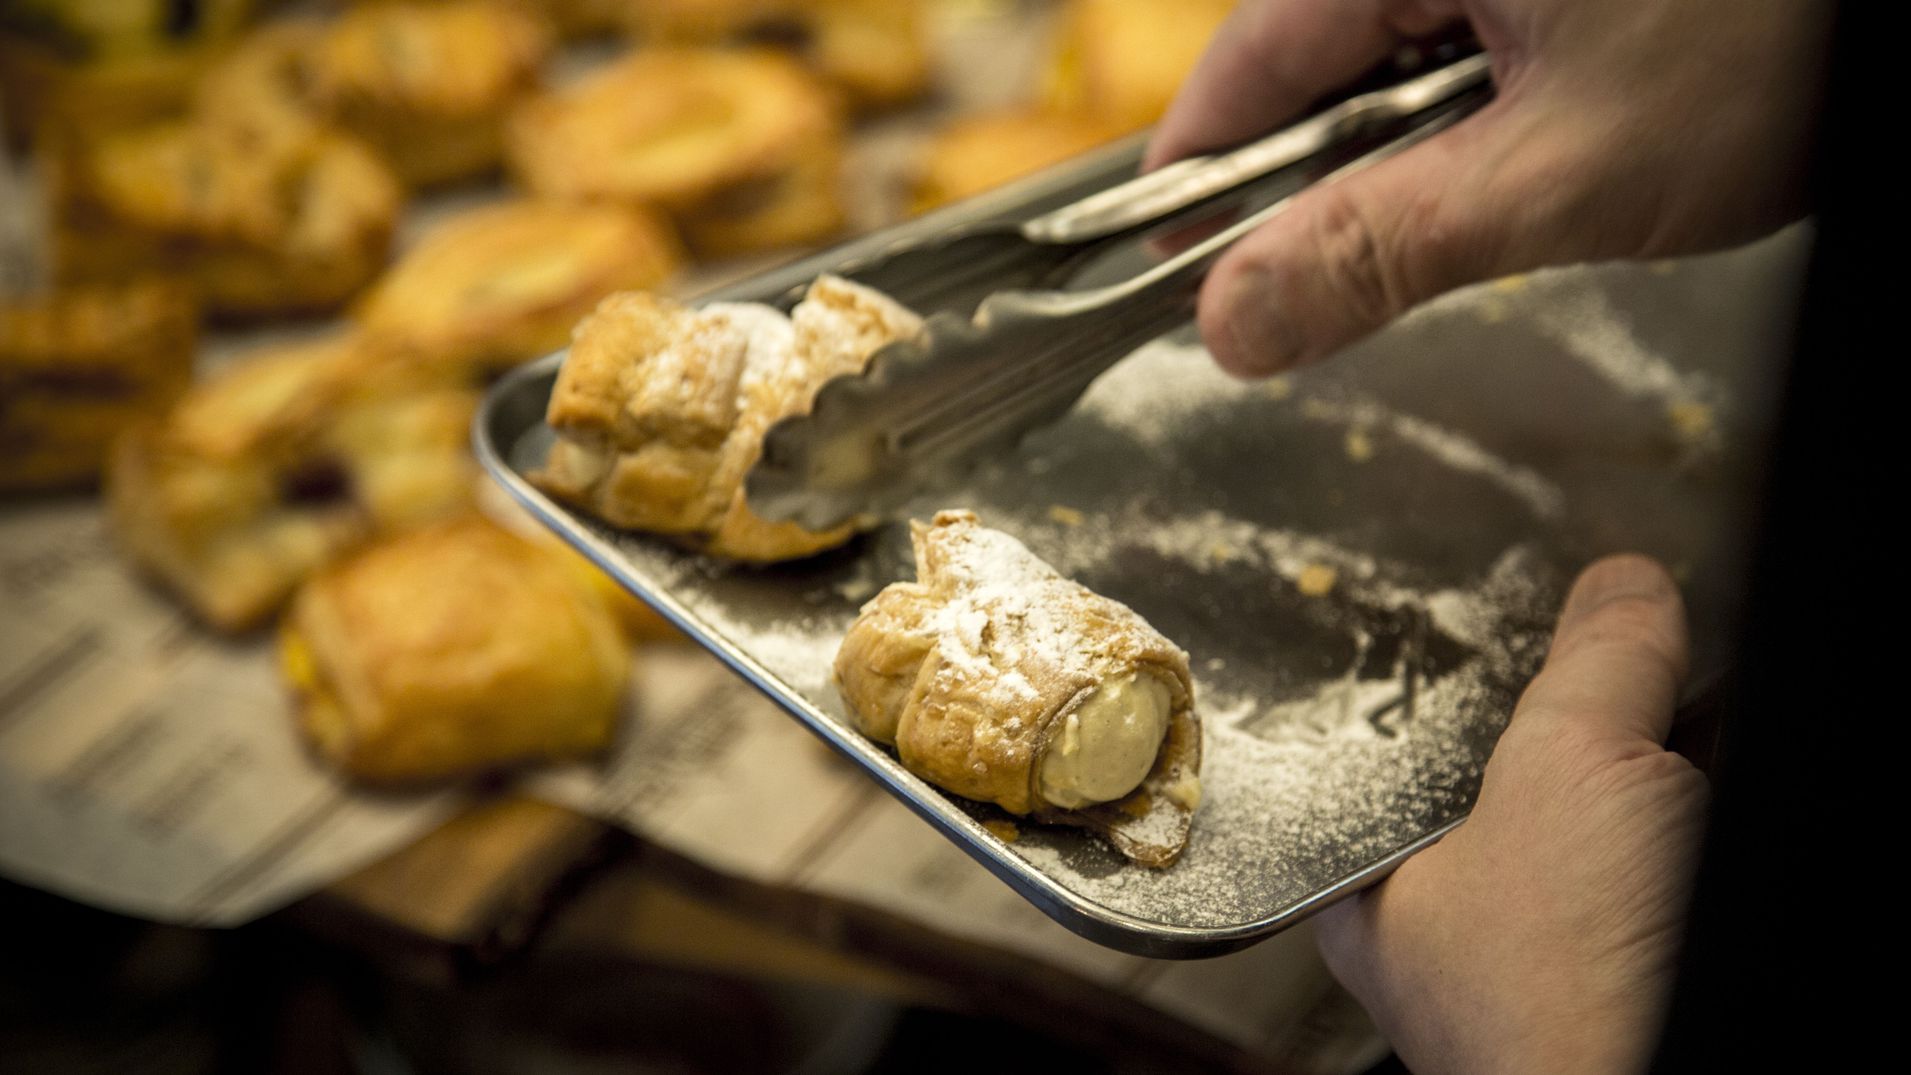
910, 110, 1131, 213
311, 1, 553, 188
192, 20, 329, 148
1, 281, 197, 491
536, 275, 920, 562
282, 516, 629, 783
623, 0, 930, 111
106, 334, 478, 631
354, 199, 684, 378
834, 511, 1201, 867
1039, 0, 1234, 131
505, 47, 843, 216
796, 0, 930, 110
677, 136, 845, 257
0, 0, 252, 145
48, 119, 402, 318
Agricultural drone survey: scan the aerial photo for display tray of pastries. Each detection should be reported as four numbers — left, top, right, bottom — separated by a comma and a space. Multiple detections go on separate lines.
467, 144, 1650, 955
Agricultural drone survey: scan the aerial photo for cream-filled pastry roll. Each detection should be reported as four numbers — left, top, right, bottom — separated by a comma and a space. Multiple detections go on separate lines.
537, 274, 919, 562
835, 510, 1201, 867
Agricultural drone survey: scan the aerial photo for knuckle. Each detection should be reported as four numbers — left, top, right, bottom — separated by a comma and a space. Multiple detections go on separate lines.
1301, 185, 1409, 330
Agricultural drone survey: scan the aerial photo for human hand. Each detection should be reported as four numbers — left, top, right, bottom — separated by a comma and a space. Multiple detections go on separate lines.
1147, 0, 1831, 377
1315, 555, 1708, 1073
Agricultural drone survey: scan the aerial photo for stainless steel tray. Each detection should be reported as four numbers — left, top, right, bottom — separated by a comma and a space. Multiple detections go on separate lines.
475, 142, 1801, 958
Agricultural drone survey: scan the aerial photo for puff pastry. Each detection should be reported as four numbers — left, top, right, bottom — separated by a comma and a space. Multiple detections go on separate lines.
1, 281, 196, 492
676, 136, 845, 257
281, 516, 630, 783
0, 0, 253, 144
537, 275, 919, 562
1040, 0, 1234, 131
108, 335, 477, 631
48, 118, 402, 317
910, 110, 1130, 213
506, 47, 845, 247
626, 0, 929, 111
354, 199, 684, 379
836, 511, 1201, 867
310, 0, 553, 188
192, 20, 329, 148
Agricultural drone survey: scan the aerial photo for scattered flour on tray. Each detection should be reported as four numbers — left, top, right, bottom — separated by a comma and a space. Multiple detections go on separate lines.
1073, 339, 1567, 520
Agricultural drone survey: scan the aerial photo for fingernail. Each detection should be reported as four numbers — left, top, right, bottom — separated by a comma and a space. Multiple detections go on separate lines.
1213, 267, 1306, 378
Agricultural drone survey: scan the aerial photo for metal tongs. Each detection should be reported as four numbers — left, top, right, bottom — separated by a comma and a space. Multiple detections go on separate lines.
747, 53, 1495, 531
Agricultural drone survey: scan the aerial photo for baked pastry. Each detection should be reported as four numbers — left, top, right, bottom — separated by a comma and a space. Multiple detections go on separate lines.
536, 274, 920, 562
506, 46, 846, 251
621, 0, 777, 41
108, 334, 478, 631
0, 0, 253, 145
910, 109, 1130, 212
354, 199, 684, 379
1, 281, 196, 492
836, 511, 1201, 867
309, 0, 553, 188
676, 135, 845, 257
48, 118, 402, 318
280, 516, 630, 783
1040, 0, 1234, 131
192, 20, 329, 148
792, 0, 930, 111
626, 0, 929, 111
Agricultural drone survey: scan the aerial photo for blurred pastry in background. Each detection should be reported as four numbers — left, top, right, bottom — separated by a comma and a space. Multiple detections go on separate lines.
354, 199, 683, 379
280, 516, 631, 784
0, 0, 254, 145
526, 0, 625, 39
107, 334, 477, 631
537, 274, 919, 562
910, 109, 1129, 212
351, 0, 621, 40
47, 118, 402, 318
789, 0, 930, 111
623, 0, 775, 41
192, 19, 328, 147
1, 281, 196, 492
626, 0, 930, 111
676, 135, 844, 257
1040, 0, 1232, 131
309, 0, 552, 188
506, 47, 847, 252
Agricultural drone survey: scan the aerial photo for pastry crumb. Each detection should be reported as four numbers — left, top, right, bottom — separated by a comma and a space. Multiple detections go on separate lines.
1263, 375, 1293, 400
1344, 427, 1375, 462
1666, 401, 1715, 442
1047, 504, 1085, 527
1296, 563, 1337, 597
834, 577, 878, 603
982, 819, 1020, 843
1492, 274, 1529, 293
1300, 398, 1337, 421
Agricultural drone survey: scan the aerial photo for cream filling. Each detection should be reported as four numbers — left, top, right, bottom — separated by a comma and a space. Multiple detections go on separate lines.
1038, 673, 1172, 809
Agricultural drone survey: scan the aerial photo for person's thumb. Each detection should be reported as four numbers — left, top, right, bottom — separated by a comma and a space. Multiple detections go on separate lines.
1513, 553, 1691, 748
1197, 97, 1615, 377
